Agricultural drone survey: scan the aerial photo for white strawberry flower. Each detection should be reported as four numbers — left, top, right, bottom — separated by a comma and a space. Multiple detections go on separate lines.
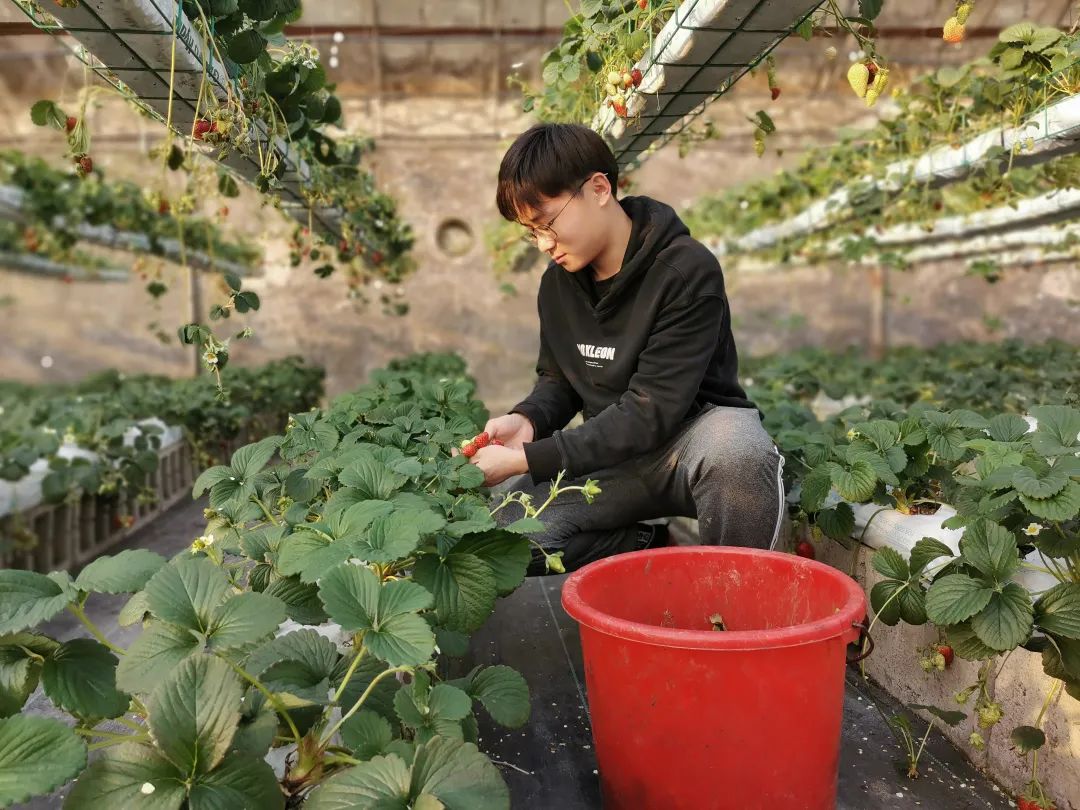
42, 427, 57, 435
1022, 523, 1043, 537
203, 349, 219, 366
846, 428, 858, 441
140, 782, 156, 795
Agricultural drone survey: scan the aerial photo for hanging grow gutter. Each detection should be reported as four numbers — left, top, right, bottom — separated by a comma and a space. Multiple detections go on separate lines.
12, 0, 344, 242
591, 0, 825, 170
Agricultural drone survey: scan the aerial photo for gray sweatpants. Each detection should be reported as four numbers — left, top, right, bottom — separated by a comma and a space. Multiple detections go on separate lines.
490, 405, 786, 574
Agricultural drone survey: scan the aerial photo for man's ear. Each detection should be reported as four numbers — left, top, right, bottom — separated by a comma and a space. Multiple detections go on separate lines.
589, 172, 614, 207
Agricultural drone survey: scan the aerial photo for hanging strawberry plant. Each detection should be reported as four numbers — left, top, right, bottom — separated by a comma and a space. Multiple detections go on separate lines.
13, 0, 415, 290
1, 149, 261, 271
682, 22, 1080, 260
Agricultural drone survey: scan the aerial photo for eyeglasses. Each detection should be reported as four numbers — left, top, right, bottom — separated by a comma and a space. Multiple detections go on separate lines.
519, 177, 593, 247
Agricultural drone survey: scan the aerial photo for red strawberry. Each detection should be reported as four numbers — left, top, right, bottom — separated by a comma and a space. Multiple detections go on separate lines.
771, 86, 781, 100
936, 644, 954, 667
612, 102, 628, 117
795, 541, 816, 559
637, 0, 647, 8
158, 199, 170, 215
1017, 799, 1052, 810
630, 68, 643, 87
193, 118, 216, 140
462, 442, 477, 458
219, 206, 229, 218
371, 250, 384, 264
76, 155, 93, 176
473, 432, 491, 449
65, 116, 78, 133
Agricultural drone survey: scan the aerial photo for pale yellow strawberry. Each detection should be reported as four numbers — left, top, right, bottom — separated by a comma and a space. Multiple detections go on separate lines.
847, 62, 870, 98
943, 17, 965, 43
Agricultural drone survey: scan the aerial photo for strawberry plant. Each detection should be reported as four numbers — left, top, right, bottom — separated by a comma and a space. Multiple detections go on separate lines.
682, 24, 1080, 258
884, 703, 967, 778
0, 352, 598, 807
524, 0, 889, 148
864, 405, 1080, 693
13, 0, 415, 291
0, 357, 323, 555
1, 150, 262, 270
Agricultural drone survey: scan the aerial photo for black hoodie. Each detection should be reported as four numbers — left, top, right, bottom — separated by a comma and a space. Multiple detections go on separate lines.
512, 195, 759, 484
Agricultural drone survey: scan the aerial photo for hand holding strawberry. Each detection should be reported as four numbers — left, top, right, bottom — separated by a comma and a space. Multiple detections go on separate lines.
482, 413, 534, 451
459, 431, 527, 486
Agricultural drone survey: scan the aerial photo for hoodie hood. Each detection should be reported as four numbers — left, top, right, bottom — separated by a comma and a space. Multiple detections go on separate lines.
571, 195, 690, 320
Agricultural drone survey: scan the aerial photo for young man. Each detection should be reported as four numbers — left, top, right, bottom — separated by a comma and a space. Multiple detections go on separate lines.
469, 122, 785, 574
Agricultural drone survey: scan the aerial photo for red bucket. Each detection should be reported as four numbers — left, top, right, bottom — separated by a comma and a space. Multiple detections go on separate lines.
561, 546, 867, 810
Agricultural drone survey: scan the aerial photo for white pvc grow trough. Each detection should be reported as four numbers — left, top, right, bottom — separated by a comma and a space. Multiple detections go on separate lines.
0, 185, 257, 277
0, 424, 254, 574
30, 0, 345, 242
713, 186, 1080, 271
0, 420, 184, 520
592, 0, 824, 169
0, 249, 127, 282
717, 92, 1080, 256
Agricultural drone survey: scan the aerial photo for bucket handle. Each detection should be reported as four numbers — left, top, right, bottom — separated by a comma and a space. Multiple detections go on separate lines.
846, 619, 875, 665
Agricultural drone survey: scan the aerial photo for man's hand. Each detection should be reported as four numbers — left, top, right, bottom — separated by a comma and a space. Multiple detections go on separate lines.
470, 445, 529, 488
483, 413, 535, 451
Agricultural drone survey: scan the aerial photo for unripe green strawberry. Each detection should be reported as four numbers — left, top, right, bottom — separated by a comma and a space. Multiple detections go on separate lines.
607, 70, 621, 85
955, 2, 973, 24
977, 701, 1003, 728
547, 553, 566, 574
969, 731, 985, 750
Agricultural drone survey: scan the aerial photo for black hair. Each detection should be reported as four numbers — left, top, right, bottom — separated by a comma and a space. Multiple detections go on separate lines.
496, 123, 619, 222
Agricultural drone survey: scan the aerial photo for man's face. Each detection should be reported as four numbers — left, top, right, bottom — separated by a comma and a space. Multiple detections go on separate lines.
518, 176, 608, 273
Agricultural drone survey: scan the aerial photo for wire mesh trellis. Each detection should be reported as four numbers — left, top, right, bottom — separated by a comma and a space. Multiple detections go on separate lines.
9, 0, 346, 241
592, 0, 826, 170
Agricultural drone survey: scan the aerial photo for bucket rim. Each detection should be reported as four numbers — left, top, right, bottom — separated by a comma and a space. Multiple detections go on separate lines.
560, 546, 867, 651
